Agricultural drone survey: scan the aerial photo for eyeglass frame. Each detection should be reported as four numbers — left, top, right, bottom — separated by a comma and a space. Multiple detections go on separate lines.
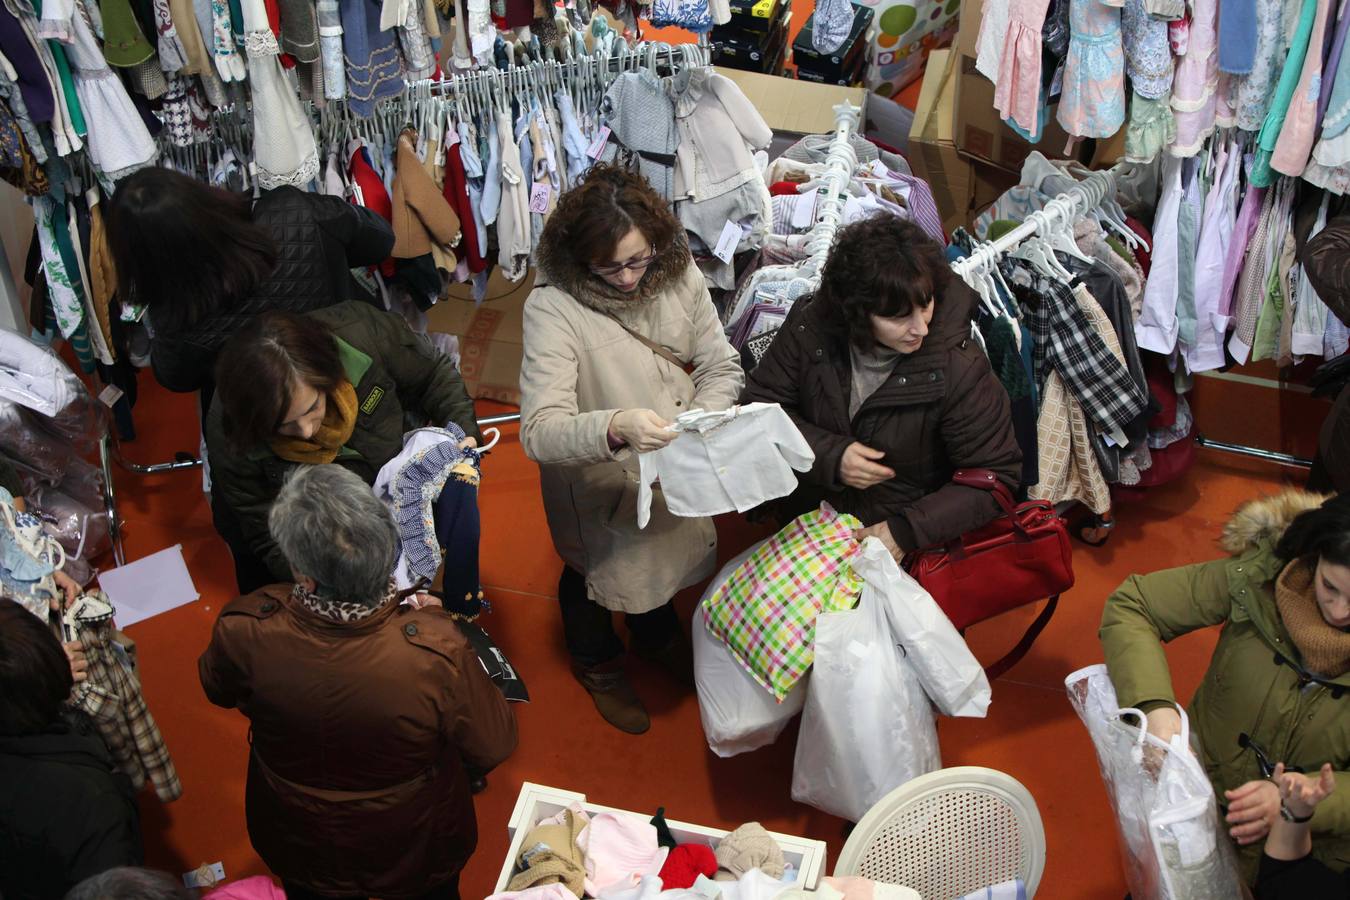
590, 245, 658, 278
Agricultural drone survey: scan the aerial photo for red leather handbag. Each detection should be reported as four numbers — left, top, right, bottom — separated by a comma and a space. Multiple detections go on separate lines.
903, 469, 1075, 678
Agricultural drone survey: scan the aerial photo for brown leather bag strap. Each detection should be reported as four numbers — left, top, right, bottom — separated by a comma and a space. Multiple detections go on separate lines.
603, 312, 691, 373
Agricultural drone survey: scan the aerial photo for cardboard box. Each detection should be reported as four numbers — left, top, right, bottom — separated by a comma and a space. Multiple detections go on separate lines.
906, 49, 970, 234
719, 68, 868, 134
957, 0, 981, 61
425, 267, 534, 405
907, 49, 1019, 233
725, 0, 789, 34
953, 52, 1076, 173
713, 11, 791, 70
793, 4, 874, 79
864, 0, 958, 100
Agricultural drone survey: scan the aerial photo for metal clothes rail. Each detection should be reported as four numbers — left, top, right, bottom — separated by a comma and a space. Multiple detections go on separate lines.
790, 101, 863, 292
950, 163, 1312, 473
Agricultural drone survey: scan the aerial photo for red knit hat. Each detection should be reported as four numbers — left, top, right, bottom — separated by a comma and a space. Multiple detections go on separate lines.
659, 844, 718, 890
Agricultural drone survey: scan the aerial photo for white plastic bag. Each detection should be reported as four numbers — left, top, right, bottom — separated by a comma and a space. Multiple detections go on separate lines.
790, 539, 941, 821
1066, 664, 1243, 900
693, 542, 807, 758
851, 538, 991, 718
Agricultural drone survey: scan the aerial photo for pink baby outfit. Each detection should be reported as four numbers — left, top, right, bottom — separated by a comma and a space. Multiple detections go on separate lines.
1271, 0, 1333, 175
1170, 0, 1219, 155
994, 0, 1056, 134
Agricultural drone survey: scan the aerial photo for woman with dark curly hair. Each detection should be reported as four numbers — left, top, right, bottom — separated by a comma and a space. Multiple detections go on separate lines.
743, 215, 1021, 559
519, 164, 744, 734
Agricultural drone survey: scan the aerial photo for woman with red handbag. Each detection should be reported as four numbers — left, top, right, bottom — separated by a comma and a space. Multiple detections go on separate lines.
741, 215, 1023, 560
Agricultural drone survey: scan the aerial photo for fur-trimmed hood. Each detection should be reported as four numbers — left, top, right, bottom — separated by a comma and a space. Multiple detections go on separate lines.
1221, 489, 1330, 555
534, 225, 693, 316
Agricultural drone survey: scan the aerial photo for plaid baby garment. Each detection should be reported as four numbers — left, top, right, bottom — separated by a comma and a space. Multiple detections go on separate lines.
703, 504, 863, 701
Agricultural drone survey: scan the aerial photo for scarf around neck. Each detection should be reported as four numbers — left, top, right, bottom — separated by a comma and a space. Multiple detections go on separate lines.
1276, 557, 1350, 679
291, 578, 399, 624
270, 380, 359, 465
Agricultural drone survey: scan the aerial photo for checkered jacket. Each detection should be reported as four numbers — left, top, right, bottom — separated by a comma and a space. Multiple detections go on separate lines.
1011, 262, 1149, 434
68, 618, 182, 802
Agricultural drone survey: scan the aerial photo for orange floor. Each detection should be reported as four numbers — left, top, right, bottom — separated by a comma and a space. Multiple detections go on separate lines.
100, 373, 1318, 899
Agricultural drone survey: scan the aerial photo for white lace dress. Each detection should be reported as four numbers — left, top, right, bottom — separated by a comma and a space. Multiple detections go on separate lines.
241, 0, 319, 188
64, 4, 157, 178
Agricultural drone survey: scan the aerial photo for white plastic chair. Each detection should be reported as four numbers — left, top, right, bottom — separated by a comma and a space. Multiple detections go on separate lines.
833, 767, 1046, 900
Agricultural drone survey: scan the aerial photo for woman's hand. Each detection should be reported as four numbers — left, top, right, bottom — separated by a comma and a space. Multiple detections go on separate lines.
1273, 762, 1336, 821
608, 409, 676, 453
839, 442, 895, 490
1225, 779, 1282, 844
854, 521, 903, 561
63, 640, 88, 683
457, 436, 478, 450
50, 569, 81, 611
1144, 706, 1183, 746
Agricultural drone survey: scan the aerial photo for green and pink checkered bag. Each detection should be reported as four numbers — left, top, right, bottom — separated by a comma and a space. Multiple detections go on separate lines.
702, 504, 864, 701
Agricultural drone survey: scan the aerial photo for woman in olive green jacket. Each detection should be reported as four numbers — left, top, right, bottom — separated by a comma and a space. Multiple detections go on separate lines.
1100, 490, 1350, 883
206, 301, 481, 596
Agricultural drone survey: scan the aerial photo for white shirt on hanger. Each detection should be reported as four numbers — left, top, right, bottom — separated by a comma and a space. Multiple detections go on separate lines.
635, 402, 815, 529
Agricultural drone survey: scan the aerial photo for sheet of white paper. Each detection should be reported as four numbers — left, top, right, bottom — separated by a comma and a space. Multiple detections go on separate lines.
98, 545, 200, 628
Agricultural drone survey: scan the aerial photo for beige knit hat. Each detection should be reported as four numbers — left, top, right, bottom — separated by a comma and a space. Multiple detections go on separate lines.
507, 810, 588, 897
713, 822, 786, 882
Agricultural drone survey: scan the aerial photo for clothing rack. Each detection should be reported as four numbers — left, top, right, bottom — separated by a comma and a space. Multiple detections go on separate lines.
157, 40, 707, 165
126, 41, 706, 493
950, 164, 1124, 282
952, 162, 1313, 473
790, 101, 862, 290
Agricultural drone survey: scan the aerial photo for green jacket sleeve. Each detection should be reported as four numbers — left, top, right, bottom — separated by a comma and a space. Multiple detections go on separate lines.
358, 304, 482, 442
1099, 558, 1235, 711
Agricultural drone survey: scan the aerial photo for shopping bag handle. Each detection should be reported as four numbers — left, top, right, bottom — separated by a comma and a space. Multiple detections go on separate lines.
1117, 703, 1189, 764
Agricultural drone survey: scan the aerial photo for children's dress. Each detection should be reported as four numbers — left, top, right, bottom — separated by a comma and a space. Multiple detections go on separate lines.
1169, 0, 1218, 155
1056, 0, 1125, 138
993, 0, 1055, 135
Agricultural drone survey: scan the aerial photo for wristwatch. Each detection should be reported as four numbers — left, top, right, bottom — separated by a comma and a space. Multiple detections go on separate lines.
1280, 802, 1314, 824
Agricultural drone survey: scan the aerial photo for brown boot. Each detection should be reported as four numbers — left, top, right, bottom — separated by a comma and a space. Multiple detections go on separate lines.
633, 634, 695, 688
574, 661, 650, 734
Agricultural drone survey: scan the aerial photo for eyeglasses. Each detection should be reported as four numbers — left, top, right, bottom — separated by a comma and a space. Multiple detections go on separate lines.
591, 247, 658, 277
1238, 732, 1302, 779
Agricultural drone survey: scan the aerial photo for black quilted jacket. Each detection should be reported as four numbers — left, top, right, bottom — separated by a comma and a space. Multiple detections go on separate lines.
149, 186, 394, 393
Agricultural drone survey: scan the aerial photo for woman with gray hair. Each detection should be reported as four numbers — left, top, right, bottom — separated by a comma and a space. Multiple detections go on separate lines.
198, 466, 517, 900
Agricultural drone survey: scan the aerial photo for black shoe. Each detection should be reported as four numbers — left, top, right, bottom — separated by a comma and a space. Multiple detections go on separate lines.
633, 634, 695, 688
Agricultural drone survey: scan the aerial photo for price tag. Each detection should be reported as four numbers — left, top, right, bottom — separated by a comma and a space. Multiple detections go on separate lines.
182, 863, 226, 889
586, 125, 611, 159
712, 220, 741, 264
97, 384, 124, 408
529, 181, 552, 214
791, 188, 819, 229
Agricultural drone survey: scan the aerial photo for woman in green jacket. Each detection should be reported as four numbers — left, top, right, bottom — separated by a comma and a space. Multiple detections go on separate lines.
206, 301, 482, 600
1100, 490, 1350, 883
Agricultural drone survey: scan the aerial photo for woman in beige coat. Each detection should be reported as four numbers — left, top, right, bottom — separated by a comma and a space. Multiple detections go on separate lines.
520, 165, 744, 734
